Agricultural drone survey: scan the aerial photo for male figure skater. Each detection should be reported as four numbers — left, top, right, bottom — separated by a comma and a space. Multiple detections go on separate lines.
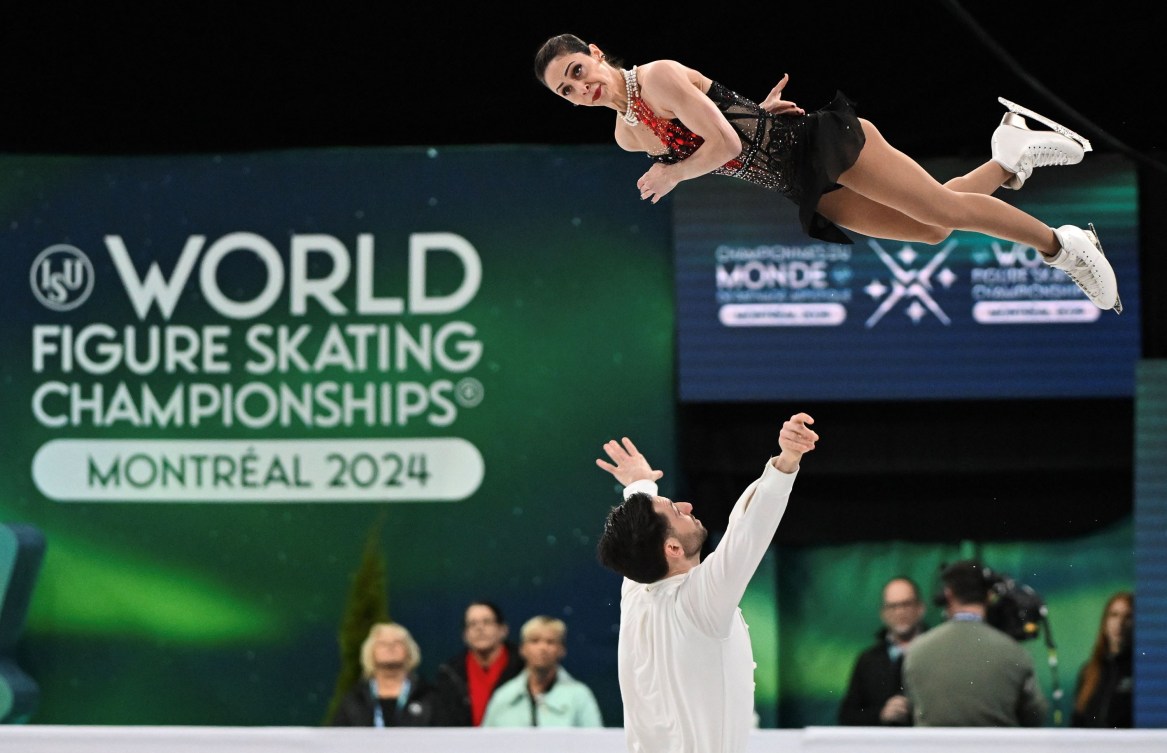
595, 412, 817, 753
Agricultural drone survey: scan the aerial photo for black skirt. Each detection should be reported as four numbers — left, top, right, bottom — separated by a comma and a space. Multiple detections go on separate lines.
791, 90, 866, 244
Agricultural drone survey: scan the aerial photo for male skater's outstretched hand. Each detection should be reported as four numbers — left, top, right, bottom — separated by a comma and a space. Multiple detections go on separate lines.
596, 437, 664, 487
774, 412, 818, 473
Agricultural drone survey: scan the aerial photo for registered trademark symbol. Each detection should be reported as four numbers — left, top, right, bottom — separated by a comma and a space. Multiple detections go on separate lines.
454, 377, 484, 408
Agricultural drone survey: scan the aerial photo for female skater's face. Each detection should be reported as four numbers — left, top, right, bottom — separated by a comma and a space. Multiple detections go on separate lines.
543, 50, 611, 107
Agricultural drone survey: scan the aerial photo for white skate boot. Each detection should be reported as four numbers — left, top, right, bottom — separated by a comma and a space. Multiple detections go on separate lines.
992, 98, 1091, 189
1047, 223, 1122, 313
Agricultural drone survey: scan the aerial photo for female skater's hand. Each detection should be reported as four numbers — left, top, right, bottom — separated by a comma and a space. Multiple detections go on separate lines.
637, 162, 680, 204
759, 74, 805, 116
596, 437, 665, 486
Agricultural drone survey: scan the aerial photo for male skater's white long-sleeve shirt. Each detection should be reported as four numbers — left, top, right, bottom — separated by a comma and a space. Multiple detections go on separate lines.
618, 459, 798, 753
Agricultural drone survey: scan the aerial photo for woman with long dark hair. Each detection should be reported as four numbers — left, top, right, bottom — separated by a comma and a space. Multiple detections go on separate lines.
1072, 591, 1134, 727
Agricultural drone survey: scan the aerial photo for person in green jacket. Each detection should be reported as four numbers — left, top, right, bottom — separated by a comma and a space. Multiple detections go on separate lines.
903, 560, 1047, 726
481, 615, 603, 727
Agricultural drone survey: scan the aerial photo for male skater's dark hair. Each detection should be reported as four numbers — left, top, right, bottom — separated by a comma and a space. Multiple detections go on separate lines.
597, 491, 670, 584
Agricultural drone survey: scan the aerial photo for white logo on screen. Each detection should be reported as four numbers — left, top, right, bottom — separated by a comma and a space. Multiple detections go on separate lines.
30, 245, 95, 311
966, 240, 1101, 324
863, 239, 957, 327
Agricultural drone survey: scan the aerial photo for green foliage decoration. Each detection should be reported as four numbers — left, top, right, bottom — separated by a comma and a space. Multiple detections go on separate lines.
321, 514, 389, 725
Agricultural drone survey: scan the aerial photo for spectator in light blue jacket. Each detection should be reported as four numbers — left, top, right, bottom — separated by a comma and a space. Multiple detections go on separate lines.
481, 615, 603, 727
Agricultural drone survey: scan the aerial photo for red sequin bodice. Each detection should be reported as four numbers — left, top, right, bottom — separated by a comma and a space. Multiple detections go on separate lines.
630, 96, 743, 174
624, 68, 805, 195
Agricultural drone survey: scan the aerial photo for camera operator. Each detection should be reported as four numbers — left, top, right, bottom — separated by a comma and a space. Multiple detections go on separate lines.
902, 559, 1047, 726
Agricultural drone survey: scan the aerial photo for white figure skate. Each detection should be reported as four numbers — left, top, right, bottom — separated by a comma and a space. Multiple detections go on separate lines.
1047, 223, 1122, 314
993, 98, 1091, 189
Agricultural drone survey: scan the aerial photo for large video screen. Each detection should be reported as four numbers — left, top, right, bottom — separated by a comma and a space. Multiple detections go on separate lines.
674, 154, 1140, 402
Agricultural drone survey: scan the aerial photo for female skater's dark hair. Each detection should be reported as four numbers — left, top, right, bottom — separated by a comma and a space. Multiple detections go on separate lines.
533, 33, 623, 83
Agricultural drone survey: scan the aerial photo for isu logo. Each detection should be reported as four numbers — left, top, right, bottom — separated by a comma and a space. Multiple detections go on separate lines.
30, 245, 95, 311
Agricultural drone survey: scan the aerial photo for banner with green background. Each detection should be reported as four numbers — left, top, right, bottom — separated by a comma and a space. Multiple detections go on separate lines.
0, 147, 675, 725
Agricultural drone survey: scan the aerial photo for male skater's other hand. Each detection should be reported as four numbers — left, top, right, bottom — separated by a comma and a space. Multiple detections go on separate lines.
774, 412, 817, 472
596, 437, 665, 486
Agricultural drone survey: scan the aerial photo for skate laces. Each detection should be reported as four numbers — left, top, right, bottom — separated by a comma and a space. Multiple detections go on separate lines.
1063, 261, 1101, 298
1057, 233, 1103, 298
1027, 142, 1076, 167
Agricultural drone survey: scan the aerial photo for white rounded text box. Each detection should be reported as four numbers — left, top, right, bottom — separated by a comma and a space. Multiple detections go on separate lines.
32, 438, 484, 502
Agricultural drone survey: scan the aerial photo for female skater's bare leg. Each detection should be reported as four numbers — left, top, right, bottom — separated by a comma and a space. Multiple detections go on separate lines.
816, 119, 1120, 311
944, 162, 1014, 195
835, 119, 1057, 250
816, 188, 949, 245
889, 96, 1089, 197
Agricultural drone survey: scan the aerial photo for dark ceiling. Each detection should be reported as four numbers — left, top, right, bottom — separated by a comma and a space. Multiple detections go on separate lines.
1, 2, 1159, 166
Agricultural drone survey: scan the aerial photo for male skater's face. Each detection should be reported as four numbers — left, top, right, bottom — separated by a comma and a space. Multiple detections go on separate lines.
653, 496, 707, 557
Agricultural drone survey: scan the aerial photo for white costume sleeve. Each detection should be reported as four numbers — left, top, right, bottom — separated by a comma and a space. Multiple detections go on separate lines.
680, 459, 797, 637
622, 479, 659, 500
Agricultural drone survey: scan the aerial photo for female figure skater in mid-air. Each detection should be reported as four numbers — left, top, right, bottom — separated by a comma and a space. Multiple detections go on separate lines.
535, 33, 1120, 314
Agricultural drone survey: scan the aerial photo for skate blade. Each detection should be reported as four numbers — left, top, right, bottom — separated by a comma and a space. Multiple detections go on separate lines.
1086, 223, 1123, 314
999, 97, 1092, 152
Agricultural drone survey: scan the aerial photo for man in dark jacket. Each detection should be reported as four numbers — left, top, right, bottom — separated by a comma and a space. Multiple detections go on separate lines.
432, 600, 523, 726
838, 576, 927, 726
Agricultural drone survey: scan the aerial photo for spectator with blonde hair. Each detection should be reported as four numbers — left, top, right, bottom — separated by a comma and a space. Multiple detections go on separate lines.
329, 622, 437, 726
482, 615, 603, 727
